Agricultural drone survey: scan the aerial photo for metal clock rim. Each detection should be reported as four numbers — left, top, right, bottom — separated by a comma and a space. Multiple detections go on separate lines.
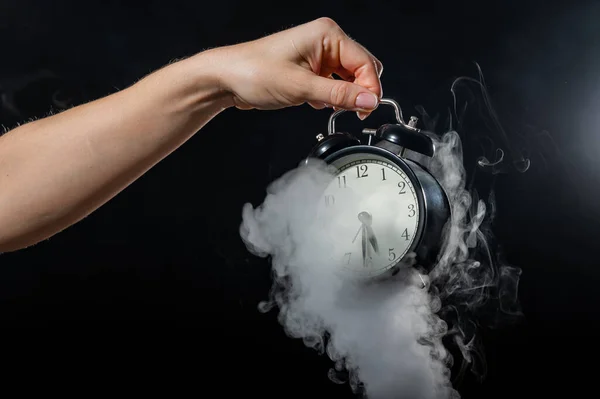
322, 144, 428, 274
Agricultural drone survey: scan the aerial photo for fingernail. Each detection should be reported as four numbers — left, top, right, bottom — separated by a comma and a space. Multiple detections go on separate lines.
357, 111, 368, 120
355, 93, 378, 110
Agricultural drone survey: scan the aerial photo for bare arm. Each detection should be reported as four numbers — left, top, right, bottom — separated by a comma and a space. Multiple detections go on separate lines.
0, 18, 383, 252
0, 53, 230, 251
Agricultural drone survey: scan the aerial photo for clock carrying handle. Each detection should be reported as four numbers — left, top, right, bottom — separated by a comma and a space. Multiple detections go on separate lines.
327, 98, 437, 158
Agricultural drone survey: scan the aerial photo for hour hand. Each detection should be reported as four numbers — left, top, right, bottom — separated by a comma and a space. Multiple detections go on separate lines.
356, 211, 378, 267
365, 225, 379, 254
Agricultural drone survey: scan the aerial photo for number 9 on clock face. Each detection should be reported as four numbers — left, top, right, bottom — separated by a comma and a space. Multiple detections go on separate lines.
317, 153, 421, 278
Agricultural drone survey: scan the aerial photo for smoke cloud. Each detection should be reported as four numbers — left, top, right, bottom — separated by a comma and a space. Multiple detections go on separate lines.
240, 94, 522, 398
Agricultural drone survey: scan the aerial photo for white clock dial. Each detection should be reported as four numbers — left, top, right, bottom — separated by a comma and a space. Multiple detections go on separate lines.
317, 154, 420, 277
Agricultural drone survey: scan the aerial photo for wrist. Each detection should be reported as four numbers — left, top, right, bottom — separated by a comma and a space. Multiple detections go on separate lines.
131, 49, 235, 117
184, 48, 236, 111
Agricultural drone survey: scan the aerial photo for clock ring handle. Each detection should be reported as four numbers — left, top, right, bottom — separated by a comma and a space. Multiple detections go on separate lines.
327, 98, 407, 135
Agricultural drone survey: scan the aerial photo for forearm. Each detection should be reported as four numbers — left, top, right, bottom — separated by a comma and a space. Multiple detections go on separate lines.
0, 50, 232, 252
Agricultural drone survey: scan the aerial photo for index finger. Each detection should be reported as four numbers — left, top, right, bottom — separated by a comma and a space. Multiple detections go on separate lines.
337, 37, 384, 99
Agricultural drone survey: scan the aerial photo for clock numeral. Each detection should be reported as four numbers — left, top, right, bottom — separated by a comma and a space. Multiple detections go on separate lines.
343, 252, 352, 265
337, 175, 347, 188
356, 164, 368, 178
325, 195, 335, 207
401, 228, 411, 241
408, 204, 416, 217
381, 168, 387, 181
398, 181, 406, 194
388, 248, 397, 261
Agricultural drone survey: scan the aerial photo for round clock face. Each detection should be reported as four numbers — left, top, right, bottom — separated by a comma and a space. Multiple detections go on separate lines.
317, 151, 421, 277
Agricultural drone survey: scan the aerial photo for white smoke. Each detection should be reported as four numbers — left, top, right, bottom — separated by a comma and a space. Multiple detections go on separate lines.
239, 129, 521, 398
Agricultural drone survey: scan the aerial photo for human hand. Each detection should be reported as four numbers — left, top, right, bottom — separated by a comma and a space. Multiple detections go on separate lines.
210, 17, 383, 120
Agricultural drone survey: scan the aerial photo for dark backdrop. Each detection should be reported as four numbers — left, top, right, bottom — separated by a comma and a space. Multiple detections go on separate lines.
0, 0, 598, 397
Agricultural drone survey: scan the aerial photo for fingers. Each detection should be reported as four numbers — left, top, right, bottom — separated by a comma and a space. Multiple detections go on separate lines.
337, 37, 383, 101
356, 41, 384, 79
303, 71, 379, 113
310, 19, 384, 118
308, 101, 328, 110
339, 40, 382, 119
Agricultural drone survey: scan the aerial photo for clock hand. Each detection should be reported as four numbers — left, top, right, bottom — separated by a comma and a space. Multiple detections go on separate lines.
366, 225, 379, 254
358, 211, 372, 226
351, 222, 368, 267
361, 225, 368, 267
352, 225, 362, 244
356, 211, 375, 267
358, 211, 379, 255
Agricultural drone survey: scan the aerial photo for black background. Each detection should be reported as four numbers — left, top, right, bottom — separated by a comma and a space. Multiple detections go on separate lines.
1, 0, 599, 397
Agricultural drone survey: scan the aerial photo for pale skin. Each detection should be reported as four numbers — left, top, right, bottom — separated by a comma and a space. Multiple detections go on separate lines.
0, 17, 383, 252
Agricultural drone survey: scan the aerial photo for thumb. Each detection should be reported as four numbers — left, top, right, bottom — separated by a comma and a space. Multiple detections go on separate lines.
306, 75, 380, 112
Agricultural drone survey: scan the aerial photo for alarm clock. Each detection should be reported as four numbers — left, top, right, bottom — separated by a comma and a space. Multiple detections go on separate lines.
305, 98, 451, 281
